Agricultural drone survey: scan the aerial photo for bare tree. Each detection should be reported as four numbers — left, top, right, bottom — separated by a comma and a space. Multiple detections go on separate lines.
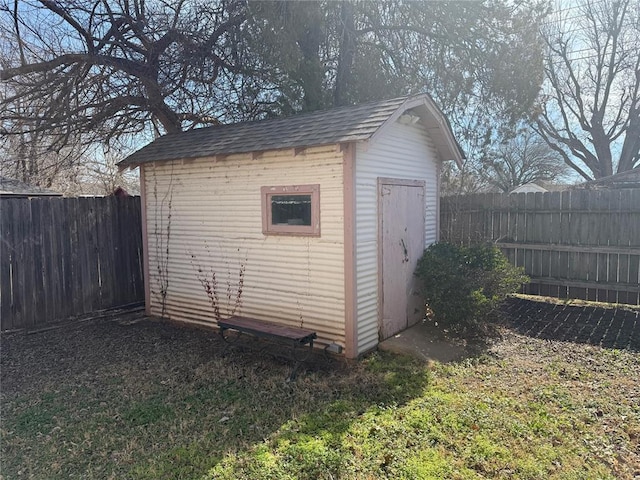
0, 129, 139, 195
0, 97, 89, 189
535, 0, 640, 180
480, 128, 570, 192
1, 0, 549, 193
80, 146, 140, 196
440, 159, 491, 197
0, 0, 253, 150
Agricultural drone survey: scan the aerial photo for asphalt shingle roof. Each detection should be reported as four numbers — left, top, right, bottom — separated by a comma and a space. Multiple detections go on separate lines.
118, 96, 432, 167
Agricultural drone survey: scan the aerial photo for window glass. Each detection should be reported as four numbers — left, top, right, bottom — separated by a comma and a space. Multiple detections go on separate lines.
261, 184, 320, 236
271, 195, 312, 226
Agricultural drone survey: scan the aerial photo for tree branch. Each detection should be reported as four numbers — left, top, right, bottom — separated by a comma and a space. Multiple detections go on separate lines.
1, 53, 150, 81
39, 0, 96, 54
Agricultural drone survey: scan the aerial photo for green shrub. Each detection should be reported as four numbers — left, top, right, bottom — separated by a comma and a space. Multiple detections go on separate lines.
415, 242, 528, 335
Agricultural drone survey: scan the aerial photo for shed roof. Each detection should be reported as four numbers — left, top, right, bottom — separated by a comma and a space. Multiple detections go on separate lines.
118, 94, 464, 168
0, 177, 62, 197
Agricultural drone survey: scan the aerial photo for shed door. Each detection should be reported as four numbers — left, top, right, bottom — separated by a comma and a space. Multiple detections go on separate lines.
379, 180, 425, 340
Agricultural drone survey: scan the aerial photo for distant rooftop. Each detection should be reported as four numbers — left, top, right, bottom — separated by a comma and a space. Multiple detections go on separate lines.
579, 167, 640, 189
0, 177, 62, 197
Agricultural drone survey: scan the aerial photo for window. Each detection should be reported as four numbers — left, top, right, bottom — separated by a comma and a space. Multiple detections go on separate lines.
261, 184, 320, 236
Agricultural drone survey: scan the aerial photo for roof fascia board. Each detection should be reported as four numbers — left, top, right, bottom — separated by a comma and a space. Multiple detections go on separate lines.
425, 107, 464, 168
368, 95, 464, 169
367, 96, 427, 147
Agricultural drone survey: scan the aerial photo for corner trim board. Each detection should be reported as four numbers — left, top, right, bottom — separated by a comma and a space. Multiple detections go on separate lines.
139, 165, 151, 315
343, 142, 357, 358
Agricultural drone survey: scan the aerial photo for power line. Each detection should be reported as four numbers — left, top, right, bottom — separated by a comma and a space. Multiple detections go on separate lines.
541, 0, 636, 62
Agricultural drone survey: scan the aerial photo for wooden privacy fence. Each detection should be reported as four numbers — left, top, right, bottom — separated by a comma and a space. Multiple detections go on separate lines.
1, 196, 144, 331
440, 189, 640, 305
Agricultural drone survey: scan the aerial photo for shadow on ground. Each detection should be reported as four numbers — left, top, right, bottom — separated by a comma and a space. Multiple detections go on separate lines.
378, 296, 640, 363
501, 297, 640, 352
0, 312, 429, 479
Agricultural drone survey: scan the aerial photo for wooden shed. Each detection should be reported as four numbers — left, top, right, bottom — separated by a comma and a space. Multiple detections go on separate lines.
118, 94, 463, 358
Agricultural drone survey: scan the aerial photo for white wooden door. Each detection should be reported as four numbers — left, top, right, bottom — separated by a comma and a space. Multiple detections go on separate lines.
379, 180, 425, 340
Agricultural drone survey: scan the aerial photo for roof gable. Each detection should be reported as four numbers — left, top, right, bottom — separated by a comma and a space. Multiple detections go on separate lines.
118, 94, 463, 168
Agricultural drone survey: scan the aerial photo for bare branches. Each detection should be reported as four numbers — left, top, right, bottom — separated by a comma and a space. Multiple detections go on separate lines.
39, 0, 97, 54
0, 52, 149, 80
1, 0, 553, 194
190, 245, 247, 323
1, 0, 250, 146
11, 0, 25, 64
479, 128, 570, 192
535, 0, 639, 179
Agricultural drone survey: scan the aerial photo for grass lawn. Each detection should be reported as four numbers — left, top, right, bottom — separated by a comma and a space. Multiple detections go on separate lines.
1, 305, 639, 479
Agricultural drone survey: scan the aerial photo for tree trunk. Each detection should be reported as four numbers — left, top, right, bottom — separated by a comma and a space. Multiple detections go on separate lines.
295, 3, 324, 112
334, 1, 356, 107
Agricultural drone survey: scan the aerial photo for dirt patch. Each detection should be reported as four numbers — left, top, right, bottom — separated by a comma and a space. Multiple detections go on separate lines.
2, 314, 214, 398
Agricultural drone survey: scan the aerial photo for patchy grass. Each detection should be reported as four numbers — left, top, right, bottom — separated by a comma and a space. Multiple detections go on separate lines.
1, 314, 639, 479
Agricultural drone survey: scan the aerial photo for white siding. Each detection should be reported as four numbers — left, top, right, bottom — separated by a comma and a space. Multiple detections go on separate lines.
143, 145, 346, 347
354, 120, 441, 354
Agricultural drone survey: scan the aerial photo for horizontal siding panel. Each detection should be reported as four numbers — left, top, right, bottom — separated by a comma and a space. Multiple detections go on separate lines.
354, 120, 440, 354
153, 295, 345, 346
160, 288, 345, 321
153, 270, 345, 298
149, 304, 343, 334
153, 226, 346, 242
144, 145, 346, 348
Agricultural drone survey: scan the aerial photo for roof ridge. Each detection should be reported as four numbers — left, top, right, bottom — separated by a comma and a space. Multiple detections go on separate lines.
117, 93, 462, 168
167, 95, 414, 137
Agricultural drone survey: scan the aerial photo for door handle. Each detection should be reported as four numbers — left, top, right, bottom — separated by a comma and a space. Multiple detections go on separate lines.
400, 238, 409, 263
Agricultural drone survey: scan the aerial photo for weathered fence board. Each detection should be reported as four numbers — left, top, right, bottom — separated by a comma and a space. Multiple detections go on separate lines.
441, 189, 640, 305
1, 196, 143, 331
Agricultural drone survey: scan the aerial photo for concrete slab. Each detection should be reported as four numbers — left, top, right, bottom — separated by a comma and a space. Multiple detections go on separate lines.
378, 321, 467, 363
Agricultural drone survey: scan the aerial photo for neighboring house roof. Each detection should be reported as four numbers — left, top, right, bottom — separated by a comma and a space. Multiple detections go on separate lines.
509, 182, 549, 194
0, 177, 62, 197
118, 94, 464, 169
509, 181, 573, 194
541, 182, 574, 192
578, 167, 640, 189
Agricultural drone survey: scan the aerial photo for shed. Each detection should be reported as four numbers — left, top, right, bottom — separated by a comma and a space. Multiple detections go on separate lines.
118, 94, 464, 358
